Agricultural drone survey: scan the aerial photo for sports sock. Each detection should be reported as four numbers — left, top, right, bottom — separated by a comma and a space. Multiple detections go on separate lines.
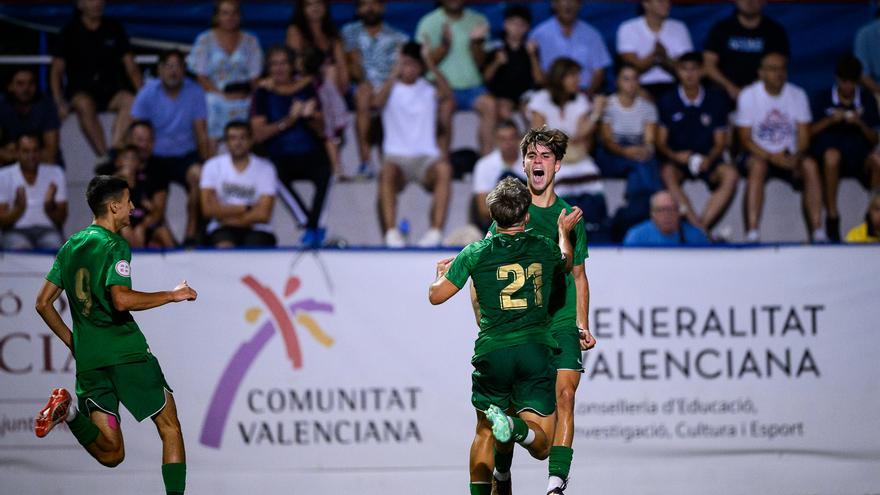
162, 463, 186, 495
547, 475, 565, 492
548, 446, 574, 480
65, 405, 77, 422
66, 412, 99, 447
494, 446, 513, 477
469, 482, 491, 495
510, 416, 533, 445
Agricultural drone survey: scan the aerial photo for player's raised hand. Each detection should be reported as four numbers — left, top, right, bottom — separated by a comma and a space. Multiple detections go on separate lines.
557, 206, 583, 232
171, 280, 197, 302
435, 257, 454, 279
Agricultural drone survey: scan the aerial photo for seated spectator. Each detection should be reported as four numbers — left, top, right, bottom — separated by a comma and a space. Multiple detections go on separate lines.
0, 134, 67, 250
703, 0, 789, 104
471, 120, 526, 232
616, 0, 693, 101
855, 8, 880, 109
736, 52, 822, 243
810, 55, 880, 242
342, 0, 408, 178
375, 42, 453, 247
482, 5, 543, 121
527, 58, 610, 242
657, 52, 738, 233
623, 190, 709, 245
114, 145, 175, 248
188, 0, 263, 150
287, 0, 351, 175
50, 0, 141, 158
251, 45, 331, 247
416, 0, 497, 155
200, 122, 277, 248
845, 191, 880, 243
131, 49, 209, 246
529, 0, 612, 96
599, 64, 661, 241
0, 67, 60, 165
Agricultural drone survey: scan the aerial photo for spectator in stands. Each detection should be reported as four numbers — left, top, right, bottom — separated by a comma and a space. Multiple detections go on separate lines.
854, 8, 880, 109
616, 0, 693, 101
845, 191, 880, 243
529, 0, 612, 96
114, 145, 175, 248
736, 52, 822, 243
416, 0, 497, 156
251, 45, 331, 247
375, 42, 453, 247
482, 5, 543, 122
810, 56, 880, 243
657, 52, 738, 233
342, 0, 408, 178
50, 0, 141, 159
527, 58, 610, 242
188, 0, 263, 150
623, 190, 709, 245
0, 67, 60, 165
599, 64, 661, 241
0, 134, 67, 250
199, 121, 277, 248
470, 120, 526, 231
131, 49, 209, 246
704, 0, 789, 103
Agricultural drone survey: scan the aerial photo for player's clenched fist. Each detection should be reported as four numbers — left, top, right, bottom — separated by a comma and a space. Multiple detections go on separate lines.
171, 280, 197, 302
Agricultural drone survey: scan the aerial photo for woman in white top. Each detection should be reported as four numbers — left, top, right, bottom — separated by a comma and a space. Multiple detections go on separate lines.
527, 57, 611, 242
616, 0, 693, 101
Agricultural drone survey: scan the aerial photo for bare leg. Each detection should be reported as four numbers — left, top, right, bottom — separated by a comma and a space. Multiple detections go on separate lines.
702, 164, 739, 230
354, 83, 374, 165
108, 91, 135, 150
470, 411, 495, 484
437, 95, 455, 159
800, 157, 823, 233
661, 164, 700, 227
474, 94, 498, 156
552, 370, 580, 449
82, 411, 126, 467
70, 93, 107, 156
866, 151, 880, 189
517, 409, 556, 460
822, 148, 841, 219
185, 164, 202, 240
152, 392, 185, 464
423, 160, 452, 230
745, 156, 768, 232
378, 162, 403, 233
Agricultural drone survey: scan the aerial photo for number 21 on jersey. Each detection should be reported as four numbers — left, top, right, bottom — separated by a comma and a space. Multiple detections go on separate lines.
497, 263, 543, 310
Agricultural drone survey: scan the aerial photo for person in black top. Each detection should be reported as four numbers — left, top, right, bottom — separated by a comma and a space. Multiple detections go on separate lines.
703, 0, 789, 103
50, 0, 142, 158
809, 55, 880, 242
482, 5, 544, 122
0, 67, 61, 165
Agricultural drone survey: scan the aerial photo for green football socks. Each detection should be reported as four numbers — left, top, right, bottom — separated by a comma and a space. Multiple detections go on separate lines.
67, 411, 99, 447
548, 446, 573, 480
162, 462, 186, 495
469, 482, 491, 495
510, 416, 531, 444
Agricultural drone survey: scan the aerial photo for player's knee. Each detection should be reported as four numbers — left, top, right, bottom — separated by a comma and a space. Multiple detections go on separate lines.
532, 445, 551, 460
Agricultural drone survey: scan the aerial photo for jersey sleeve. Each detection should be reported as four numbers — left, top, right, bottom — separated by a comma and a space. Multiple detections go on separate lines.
445, 244, 476, 289
572, 217, 589, 263
105, 241, 133, 289
46, 254, 63, 288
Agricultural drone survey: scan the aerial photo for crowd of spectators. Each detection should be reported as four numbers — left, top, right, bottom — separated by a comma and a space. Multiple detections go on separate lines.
1, 0, 879, 249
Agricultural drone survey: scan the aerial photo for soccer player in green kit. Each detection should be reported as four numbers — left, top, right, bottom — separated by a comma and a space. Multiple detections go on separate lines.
33, 175, 197, 495
488, 127, 597, 495
429, 175, 583, 495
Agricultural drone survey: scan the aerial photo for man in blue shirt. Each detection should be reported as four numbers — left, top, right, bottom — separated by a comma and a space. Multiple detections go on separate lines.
624, 191, 709, 246
657, 52, 738, 234
528, 0, 611, 95
854, 8, 880, 108
131, 49, 209, 245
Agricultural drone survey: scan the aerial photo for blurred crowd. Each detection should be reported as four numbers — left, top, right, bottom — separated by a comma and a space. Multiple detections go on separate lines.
1, 0, 879, 249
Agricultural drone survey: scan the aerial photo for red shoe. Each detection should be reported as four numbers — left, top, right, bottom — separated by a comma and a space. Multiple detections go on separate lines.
35, 388, 71, 438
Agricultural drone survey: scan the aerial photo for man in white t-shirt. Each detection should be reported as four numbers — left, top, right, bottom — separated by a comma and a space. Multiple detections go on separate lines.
735, 52, 824, 243
375, 41, 453, 247
616, 0, 693, 100
0, 133, 67, 250
470, 120, 526, 231
199, 121, 277, 248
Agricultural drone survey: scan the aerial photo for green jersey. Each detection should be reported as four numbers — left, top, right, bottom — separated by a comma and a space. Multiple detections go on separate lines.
445, 231, 565, 360
490, 196, 589, 331
46, 224, 149, 372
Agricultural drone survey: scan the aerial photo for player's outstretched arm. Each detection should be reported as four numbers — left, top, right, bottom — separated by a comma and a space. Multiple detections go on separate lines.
557, 207, 583, 272
428, 257, 460, 305
110, 280, 197, 312
35, 280, 73, 351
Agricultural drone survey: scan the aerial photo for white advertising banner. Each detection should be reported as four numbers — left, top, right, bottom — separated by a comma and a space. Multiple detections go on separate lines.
1, 246, 879, 494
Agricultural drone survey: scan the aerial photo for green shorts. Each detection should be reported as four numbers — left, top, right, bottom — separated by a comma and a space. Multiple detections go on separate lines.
75, 355, 172, 423
471, 343, 556, 416
552, 326, 584, 372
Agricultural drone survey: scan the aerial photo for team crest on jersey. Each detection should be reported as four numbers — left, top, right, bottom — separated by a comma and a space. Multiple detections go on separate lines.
115, 260, 131, 277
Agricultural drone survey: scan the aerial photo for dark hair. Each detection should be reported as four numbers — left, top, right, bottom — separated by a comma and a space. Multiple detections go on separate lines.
678, 51, 703, 66
289, 0, 338, 49
265, 44, 298, 76
520, 126, 569, 161
224, 120, 252, 137
86, 175, 129, 217
158, 49, 185, 65
546, 57, 581, 107
16, 132, 42, 147
503, 4, 532, 23
400, 41, 424, 67
211, 0, 241, 28
496, 119, 519, 133
835, 55, 863, 82
616, 61, 639, 77
761, 51, 788, 65
6, 66, 36, 86
487, 177, 532, 228
127, 119, 154, 136
117, 145, 141, 158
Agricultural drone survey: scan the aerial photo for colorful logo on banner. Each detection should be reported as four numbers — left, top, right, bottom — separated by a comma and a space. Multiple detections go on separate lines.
199, 275, 333, 448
